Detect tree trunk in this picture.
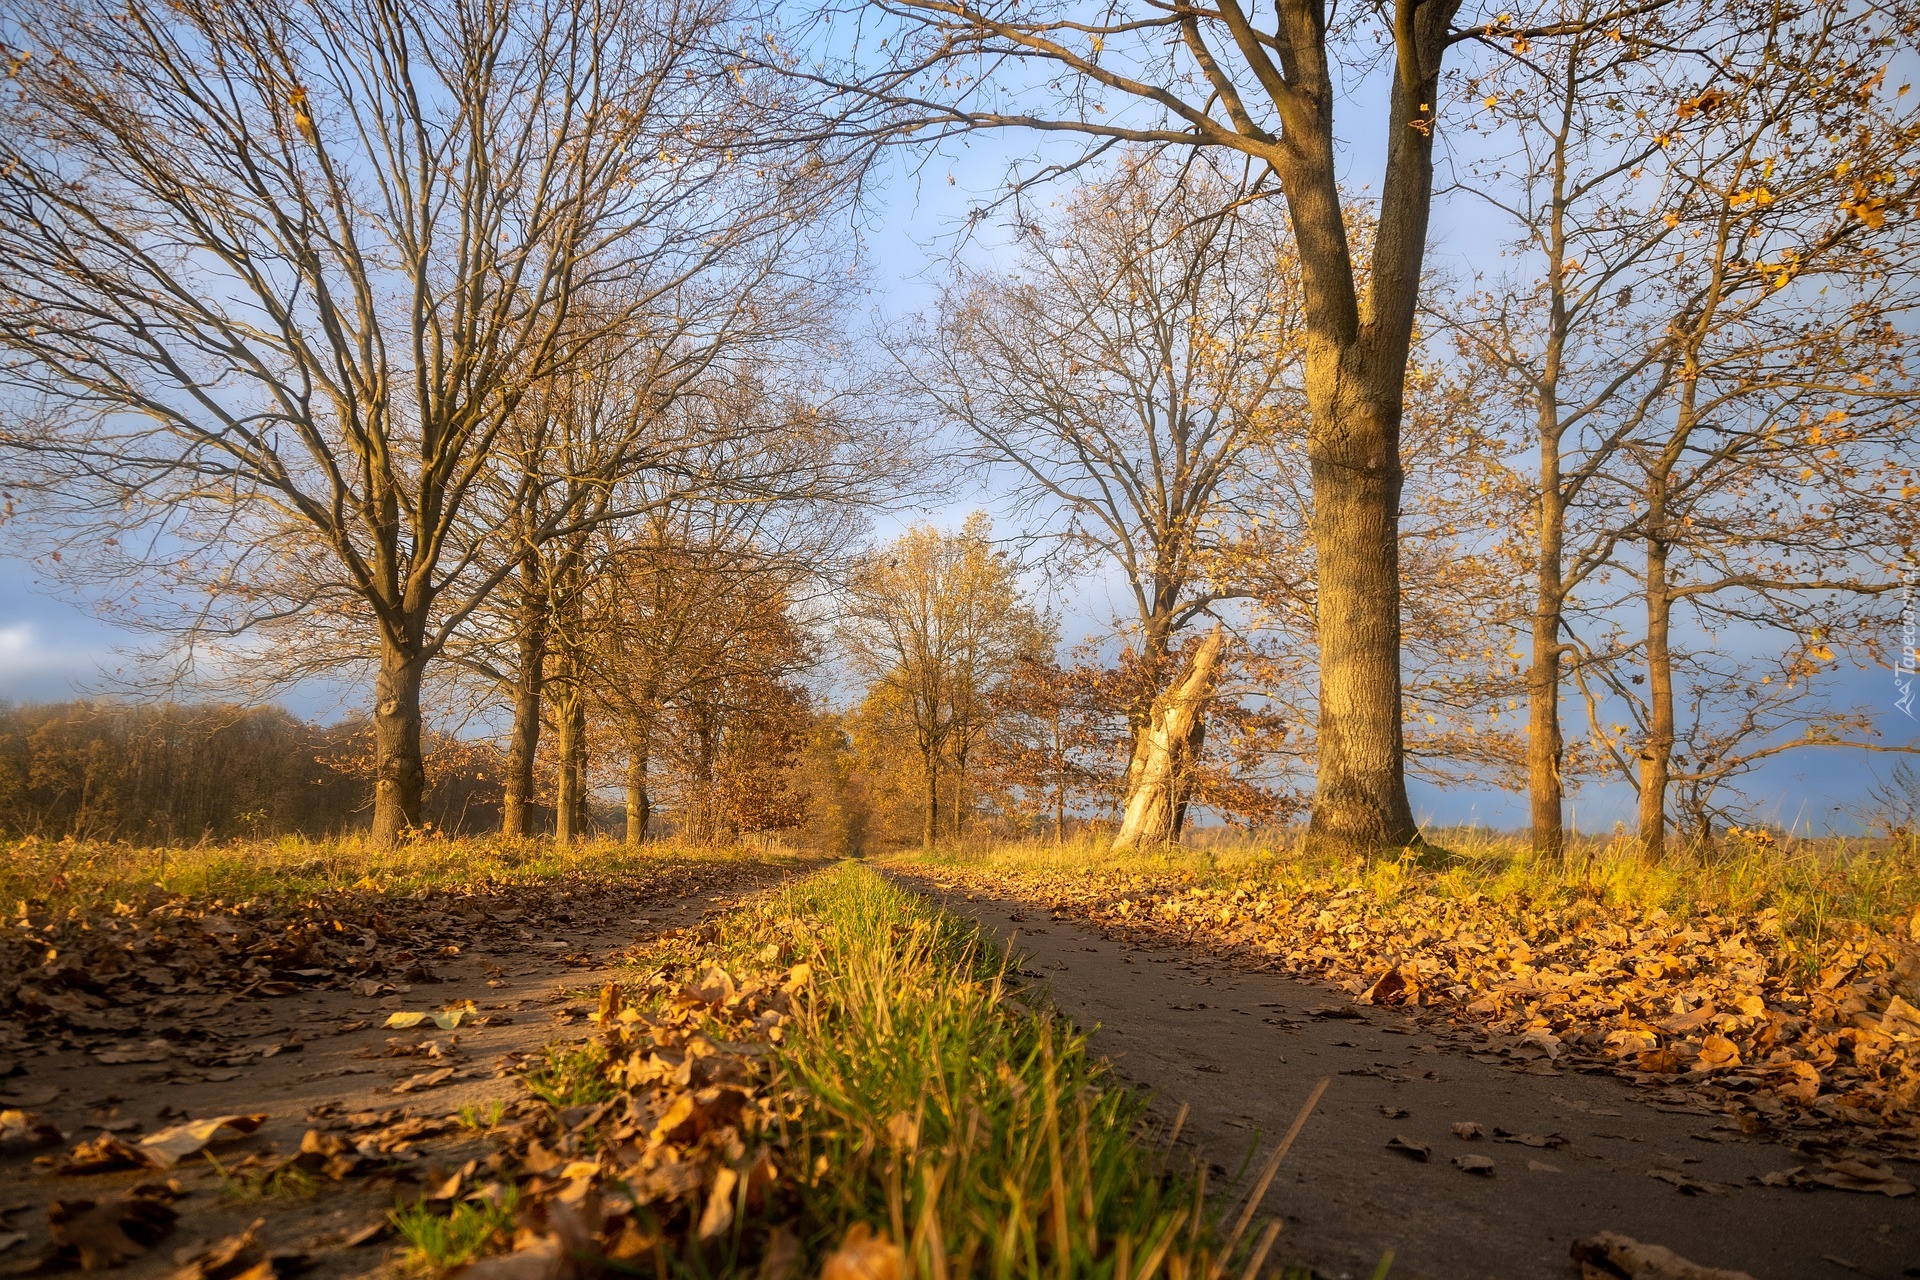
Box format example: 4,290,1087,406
1170,709,1207,838
1529,423,1568,862
1113,625,1225,853
1638,525,1675,865
1053,704,1065,849
371,639,426,847
554,684,585,845
501,588,546,838
952,746,968,841
625,734,650,845
1302,391,1418,853
921,747,939,853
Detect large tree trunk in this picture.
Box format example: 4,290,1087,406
501,588,546,838
1113,625,1225,853
1302,391,1417,853
1283,2,1451,855
371,639,426,847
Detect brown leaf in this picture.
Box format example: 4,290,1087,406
57,1134,146,1176
1570,1230,1756,1280
1384,1135,1429,1161
1808,1158,1915,1197
1493,1128,1567,1149
47,1191,177,1270
649,1087,747,1146
1691,1035,1741,1072
0,1109,63,1148
819,1224,901,1280
137,1114,269,1169
695,1166,738,1240
452,1234,565,1280
1452,1153,1495,1176
1450,1121,1485,1140
169,1217,264,1280
1648,1167,1730,1195
391,1067,457,1094
1358,968,1413,1006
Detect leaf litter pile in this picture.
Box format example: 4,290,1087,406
0,857,800,1274
425,864,1261,1280
1,861,786,1070
917,860,1920,1192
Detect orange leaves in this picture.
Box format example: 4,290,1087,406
1675,87,1728,119
935,862,1920,1136
820,1222,904,1280
1842,180,1891,229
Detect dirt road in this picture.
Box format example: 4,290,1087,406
903,873,1920,1280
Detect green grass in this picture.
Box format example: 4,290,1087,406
204,1152,324,1203
392,1189,522,1272
0,833,809,908
910,826,1920,944
522,1040,620,1108
628,862,1273,1280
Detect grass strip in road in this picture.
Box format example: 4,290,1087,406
439,862,1264,1279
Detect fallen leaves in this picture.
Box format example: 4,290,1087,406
53,1113,268,1174
914,864,1920,1144
1384,1135,1430,1161
44,1187,178,1270
170,1217,309,1280
1452,1153,1496,1175
0,863,792,1071
820,1223,903,1280
1571,1230,1756,1280
1648,1167,1731,1195
137,1114,269,1168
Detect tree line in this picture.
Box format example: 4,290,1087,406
0,0,1914,858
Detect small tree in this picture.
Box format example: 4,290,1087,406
841,517,1047,850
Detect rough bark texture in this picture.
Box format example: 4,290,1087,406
1529,417,1568,861
371,641,426,847
1639,518,1674,865
1303,396,1417,853
553,683,586,845
921,748,940,854
501,589,547,838
625,731,650,846
1112,625,1226,853
1281,0,1455,855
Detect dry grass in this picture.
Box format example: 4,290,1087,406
0,832,813,909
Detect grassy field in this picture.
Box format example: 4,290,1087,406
0,832,812,908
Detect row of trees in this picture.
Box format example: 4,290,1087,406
830,0,1919,860
0,0,1913,856
0,701,503,841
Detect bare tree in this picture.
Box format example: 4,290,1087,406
796,0,1672,851
900,154,1307,777
0,0,855,844
1451,0,1920,860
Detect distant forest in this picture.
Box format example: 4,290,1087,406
0,701,506,842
